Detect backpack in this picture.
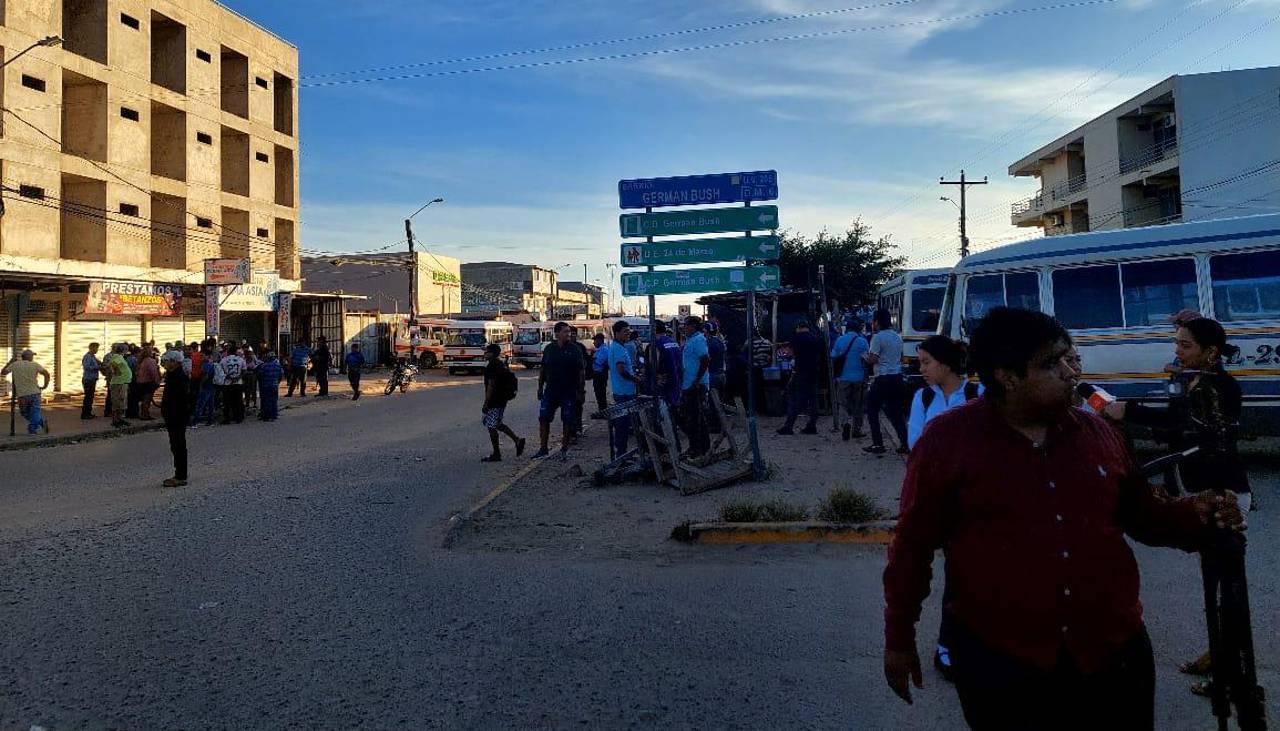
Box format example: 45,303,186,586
832,334,860,376
499,365,519,402
921,380,980,410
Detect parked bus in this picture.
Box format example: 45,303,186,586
876,268,951,374
605,316,652,345
443,320,514,374
391,317,455,368
939,212,1280,433
513,322,555,368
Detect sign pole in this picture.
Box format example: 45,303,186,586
645,206,657,401
743,202,764,480
819,264,838,433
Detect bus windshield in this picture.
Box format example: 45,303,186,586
446,331,487,347
911,287,946,333
514,330,542,345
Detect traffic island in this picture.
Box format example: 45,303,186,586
671,519,896,545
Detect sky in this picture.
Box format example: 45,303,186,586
224,0,1280,314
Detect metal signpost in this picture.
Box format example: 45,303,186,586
620,235,779,268
618,170,778,209
615,172,782,481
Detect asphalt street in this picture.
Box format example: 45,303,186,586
1,373,1277,729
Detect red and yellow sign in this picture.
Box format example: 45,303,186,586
85,281,182,316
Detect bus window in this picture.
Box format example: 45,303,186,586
964,275,1004,326
1210,250,1280,322
447,330,487,347
1121,259,1197,327
1005,272,1040,312
911,287,945,333
1053,265,1123,329
938,275,957,338
514,330,541,345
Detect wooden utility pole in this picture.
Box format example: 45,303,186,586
940,170,987,258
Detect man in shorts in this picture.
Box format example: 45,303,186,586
533,322,583,459
481,343,526,462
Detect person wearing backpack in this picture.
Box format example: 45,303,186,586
219,345,247,424
481,343,526,462
906,335,982,450
830,318,870,441
904,333,982,684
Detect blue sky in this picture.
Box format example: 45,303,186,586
224,0,1279,313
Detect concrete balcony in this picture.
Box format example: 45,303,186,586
1119,136,1178,175
1011,193,1045,225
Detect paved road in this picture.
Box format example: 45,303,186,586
1,374,1276,729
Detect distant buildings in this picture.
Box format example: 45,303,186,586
1009,66,1280,236
555,281,605,319
461,262,558,320
301,252,462,315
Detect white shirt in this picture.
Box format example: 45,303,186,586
867,330,904,377
907,382,984,449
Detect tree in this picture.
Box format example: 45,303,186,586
776,219,906,308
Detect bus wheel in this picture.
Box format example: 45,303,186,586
419,352,437,369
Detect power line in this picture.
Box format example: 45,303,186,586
302,0,1122,88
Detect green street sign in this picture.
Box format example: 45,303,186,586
620,235,779,268
619,205,779,239
620,265,780,296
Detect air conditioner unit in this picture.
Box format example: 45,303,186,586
1047,212,1065,227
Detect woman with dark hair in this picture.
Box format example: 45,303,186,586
1102,315,1249,693
907,335,981,450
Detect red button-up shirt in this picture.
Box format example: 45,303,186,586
883,398,1204,672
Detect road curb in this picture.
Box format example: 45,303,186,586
671,520,897,545
442,458,545,548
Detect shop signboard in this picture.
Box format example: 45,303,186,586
218,270,280,312
205,286,220,338
277,292,293,335
85,281,182,317
204,258,252,285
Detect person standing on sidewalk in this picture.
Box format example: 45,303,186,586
830,319,870,441
159,351,189,487
287,340,311,397
242,347,259,411
705,322,727,408
679,316,712,457
590,332,610,416
104,343,133,428
80,342,103,419
608,320,641,455
3,350,50,435
863,308,909,455
257,349,284,421
653,321,683,412
481,343,526,462
532,322,582,459
135,346,161,420
778,321,822,435
220,347,247,424
345,343,366,400
311,336,331,397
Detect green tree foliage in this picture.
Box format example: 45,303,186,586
776,220,906,307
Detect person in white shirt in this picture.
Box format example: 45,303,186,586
862,308,909,454
907,335,983,450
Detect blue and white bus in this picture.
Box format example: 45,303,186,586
940,212,1280,433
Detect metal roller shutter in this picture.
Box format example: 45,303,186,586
184,317,207,344
61,320,109,394
151,320,185,350
20,301,58,397
105,321,143,350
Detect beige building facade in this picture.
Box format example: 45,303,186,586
0,0,299,393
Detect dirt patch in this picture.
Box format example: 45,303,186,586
453,413,909,558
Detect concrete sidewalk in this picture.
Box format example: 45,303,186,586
0,371,408,451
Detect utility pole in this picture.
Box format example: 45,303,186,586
404,197,444,359
940,170,987,258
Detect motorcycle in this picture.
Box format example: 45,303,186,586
385,360,417,395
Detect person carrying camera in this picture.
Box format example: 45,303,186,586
883,307,1244,729
1101,315,1250,695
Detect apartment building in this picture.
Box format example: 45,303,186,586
1009,66,1280,236
461,262,559,320
555,281,604,318
0,0,298,392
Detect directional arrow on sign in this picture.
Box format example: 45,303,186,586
619,205,780,239
620,265,781,296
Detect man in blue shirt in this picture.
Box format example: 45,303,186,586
608,320,641,454
680,316,712,456
286,340,312,397
778,320,822,435
653,321,682,410
80,342,102,419
344,343,366,400
534,322,583,459
830,319,870,441
590,333,610,416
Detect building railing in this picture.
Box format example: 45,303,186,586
1047,172,1088,201
1011,193,1044,218
1119,135,1178,175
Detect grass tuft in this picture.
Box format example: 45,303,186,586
817,488,887,524
719,498,808,523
